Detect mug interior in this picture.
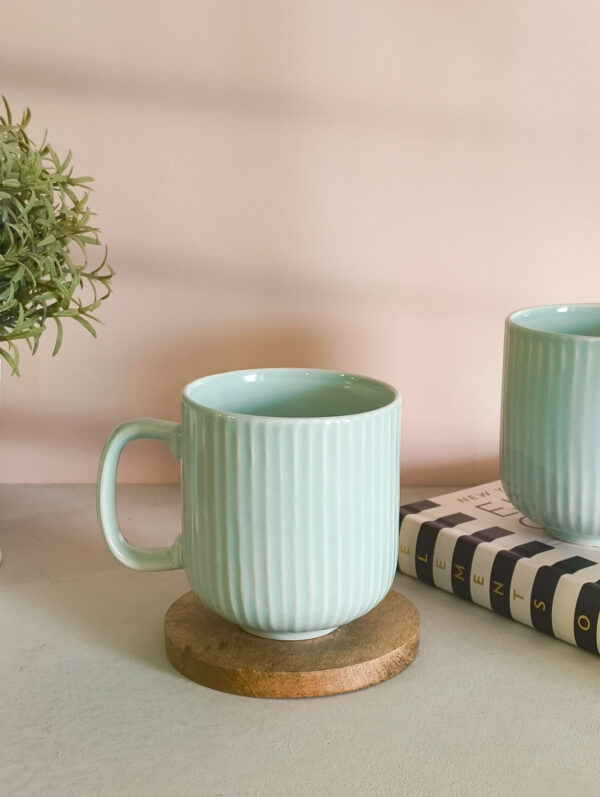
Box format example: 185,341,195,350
510,305,600,337
183,369,397,418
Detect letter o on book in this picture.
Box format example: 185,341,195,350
577,614,592,632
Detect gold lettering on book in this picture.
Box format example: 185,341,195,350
533,599,546,612
473,574,484,586
435,559,446,570
512,589,524,601
399,545,410,556
577,614,591,632
417,554,428,563
454,564,465,581
492,581,504,596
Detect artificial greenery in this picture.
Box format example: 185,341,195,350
0,97,113,375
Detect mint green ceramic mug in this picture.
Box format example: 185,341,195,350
97,368,401,639
500,305,600,545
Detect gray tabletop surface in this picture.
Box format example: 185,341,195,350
2,484,599,797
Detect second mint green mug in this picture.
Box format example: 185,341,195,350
97,368,401,640
500,304,600,545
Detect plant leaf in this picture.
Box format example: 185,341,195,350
52,316,63,355
71,314,97,337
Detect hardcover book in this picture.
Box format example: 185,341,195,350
399,482,600,654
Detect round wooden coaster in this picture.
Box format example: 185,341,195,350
164,590,419,698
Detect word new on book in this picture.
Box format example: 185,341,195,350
398,482,600,654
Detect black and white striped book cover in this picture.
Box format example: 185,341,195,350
399,482,600,654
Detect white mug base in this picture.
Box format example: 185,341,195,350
545,525,600,547
240,626,338,641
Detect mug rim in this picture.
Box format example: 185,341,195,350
181,367,400,421
507,303,600,341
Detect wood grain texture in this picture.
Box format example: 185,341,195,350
164,590,419,698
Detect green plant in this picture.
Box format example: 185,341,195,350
0,97,113,375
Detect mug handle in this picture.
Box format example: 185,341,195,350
97,418,183,571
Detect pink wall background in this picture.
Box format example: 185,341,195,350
2,1,600,484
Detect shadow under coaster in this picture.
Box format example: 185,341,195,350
164,590,419,698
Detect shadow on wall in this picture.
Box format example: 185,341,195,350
120,320,333,481
3,52,510,141
403,457,499,487
147,321,333,407
1,322,330,482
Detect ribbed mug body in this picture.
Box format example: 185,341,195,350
180,369,401,639
500,305,600,545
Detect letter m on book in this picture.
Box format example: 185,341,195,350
415,513,475,585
